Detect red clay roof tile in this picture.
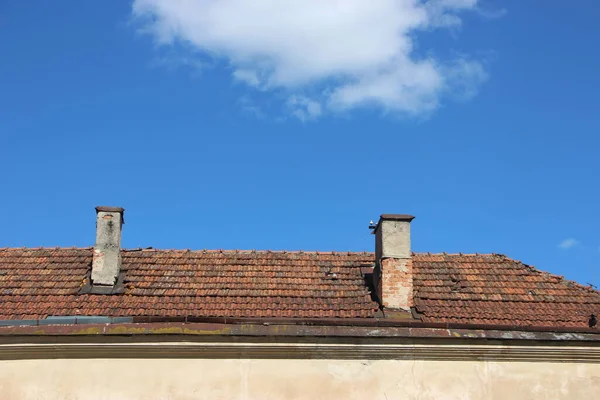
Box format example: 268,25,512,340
0,248,378,320
412,253,600,328
1,248,599,328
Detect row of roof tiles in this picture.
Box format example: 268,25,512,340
0,248,599,329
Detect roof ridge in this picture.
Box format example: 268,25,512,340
0,247,374,255
122,248,374,255
0,246,93,250
413,252,507,258
0,248,514,257
0,248,521,260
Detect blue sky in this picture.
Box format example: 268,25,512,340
1,1,599,287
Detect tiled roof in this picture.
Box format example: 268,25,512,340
0,248,378,320
1,248,599,328
413,253,600,328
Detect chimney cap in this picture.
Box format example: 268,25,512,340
95,206,125,213
95,206,125,224
371,214,415,234
379,214,415,222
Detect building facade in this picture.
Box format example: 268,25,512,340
0,207,599,399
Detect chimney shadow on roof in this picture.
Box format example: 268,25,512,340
361,267,381,306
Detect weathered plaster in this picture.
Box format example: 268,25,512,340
375,218,411,260
1,358,599,400
91,208,123,286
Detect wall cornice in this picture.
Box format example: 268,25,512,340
2,342,600,363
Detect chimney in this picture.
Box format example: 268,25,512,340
91,206,125,286
372,214,415,311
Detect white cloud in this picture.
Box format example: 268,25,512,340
233,69,261,87
132,0,488,118
475,6,507,20
558,238,580,250
287,95,322,122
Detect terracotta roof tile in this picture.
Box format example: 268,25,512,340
412,253,600,328
0,248,378,320
1,248,599,328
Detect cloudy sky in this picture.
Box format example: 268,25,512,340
132,0,487,118
1,1,599,286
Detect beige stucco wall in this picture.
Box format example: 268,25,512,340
1,357,599,400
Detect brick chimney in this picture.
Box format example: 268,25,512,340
91,206,125,286
372,214,414,311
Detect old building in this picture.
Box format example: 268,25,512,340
1,207,599,399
